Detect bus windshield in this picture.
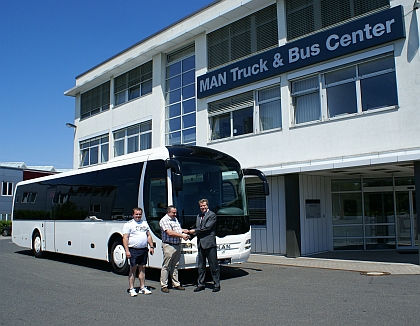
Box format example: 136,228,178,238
173,157,249,237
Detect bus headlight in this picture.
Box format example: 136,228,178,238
245,239,251,250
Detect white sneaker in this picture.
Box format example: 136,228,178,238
140,287,151,295
129,288,138,297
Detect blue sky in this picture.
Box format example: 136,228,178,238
0,0,213,169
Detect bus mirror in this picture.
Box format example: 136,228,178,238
165,159,183,191
263,182,270,196
243,168,270,196
173,173,183,191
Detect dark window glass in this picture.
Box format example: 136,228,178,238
144,160,167,238
361,72,397,111
233,107,253,136
246,183,266,226
327,83,357,117
183,99,196,114
13,164,142,221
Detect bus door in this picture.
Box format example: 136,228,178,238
143,160,167,268
53,184,88,256
79,186,114,260
44,187,57,252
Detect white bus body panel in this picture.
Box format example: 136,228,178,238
12,220,43,250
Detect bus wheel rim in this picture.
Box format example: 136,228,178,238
113,244,126,268
34,236,41,253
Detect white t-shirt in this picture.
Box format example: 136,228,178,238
122,219,150,248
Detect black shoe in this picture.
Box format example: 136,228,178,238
212,287,220,292
173,286,185,290
194,286,205,292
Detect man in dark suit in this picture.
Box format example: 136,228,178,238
186,198,220,292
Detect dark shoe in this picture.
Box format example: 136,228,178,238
194,286,205,292
173,286,185,290
161,287,170,293
212,287,220,292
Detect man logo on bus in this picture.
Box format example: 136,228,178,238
218,244,230,254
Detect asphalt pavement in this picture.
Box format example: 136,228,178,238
2,237,420,326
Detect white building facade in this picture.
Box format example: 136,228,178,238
65,0,420,256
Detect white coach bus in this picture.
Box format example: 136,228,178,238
12,145,268,274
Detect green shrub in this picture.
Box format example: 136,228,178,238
0,220,12,229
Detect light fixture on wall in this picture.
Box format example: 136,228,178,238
66,123,77,129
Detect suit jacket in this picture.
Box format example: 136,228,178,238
194,210,217,249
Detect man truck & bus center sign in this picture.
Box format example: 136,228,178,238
197,6,405,99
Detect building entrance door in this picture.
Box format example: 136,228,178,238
396,191,417,250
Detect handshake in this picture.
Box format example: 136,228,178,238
181,229,194,241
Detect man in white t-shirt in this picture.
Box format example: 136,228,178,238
122,207,154,297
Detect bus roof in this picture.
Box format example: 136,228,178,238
14,145,239,187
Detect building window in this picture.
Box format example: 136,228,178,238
246,183,267,226
286,0,389,40
114,61,153,106
80,81,110,120
165,45,196,145
209,85,281,141
114,121,152,157
291,54,397,125
257,86,282,131
80,135,109,167
207,4,278,70
1,182,13,196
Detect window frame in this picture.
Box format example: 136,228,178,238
79,134,110,167
113,121,152,158
114,61,153,106
207,4,278,70
256,86,282,131
286,0,390,41
80,82,110,120
209,84,281,142
246,182,267,227
165,45,196,146
290,53,398,126
1,181,13,196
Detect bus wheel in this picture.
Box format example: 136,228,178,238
110,240,129,275
32,232,43,258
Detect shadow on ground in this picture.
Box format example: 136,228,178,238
15,249,249,284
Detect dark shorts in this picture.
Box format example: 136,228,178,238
128,247,149,267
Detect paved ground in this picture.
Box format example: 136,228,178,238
248,250,420,275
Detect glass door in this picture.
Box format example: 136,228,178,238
396,191,417,249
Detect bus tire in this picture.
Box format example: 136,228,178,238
32,231,43,258
110,240,129,275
